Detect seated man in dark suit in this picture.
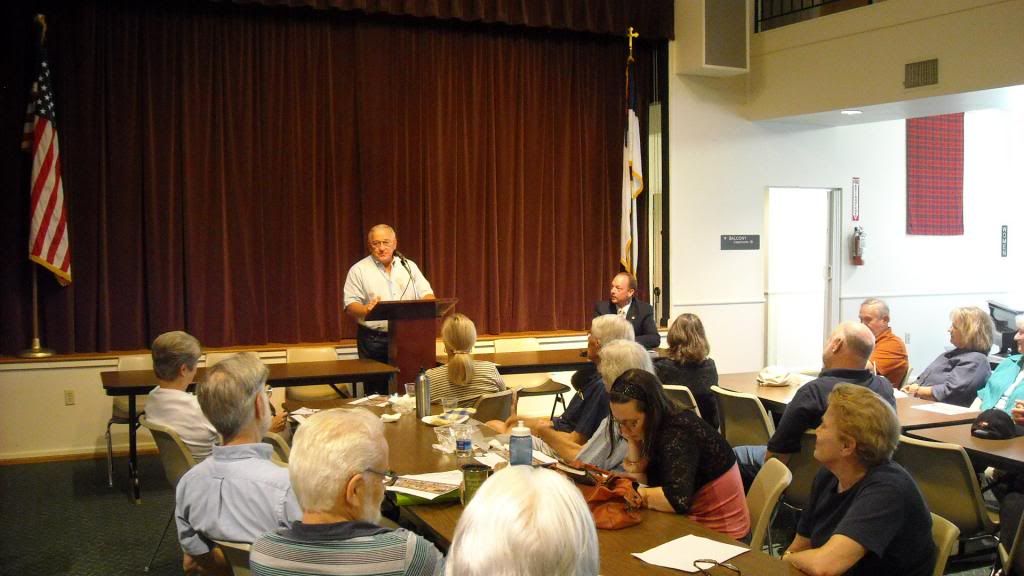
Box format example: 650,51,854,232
593,272,660,349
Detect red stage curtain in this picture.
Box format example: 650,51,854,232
0,0,654,353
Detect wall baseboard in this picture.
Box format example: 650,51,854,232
0,444,158,466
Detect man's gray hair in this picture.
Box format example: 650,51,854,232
151,331,200,381
289,408,387,514
861,298,890,319
597,339,654,387
446,466,599,576
197,352,268,441
367,224,396,239
590,314,634,346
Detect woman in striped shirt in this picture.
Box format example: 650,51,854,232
428,313,505,406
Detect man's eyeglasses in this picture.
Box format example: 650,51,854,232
363,468,400,486
693,559,740,575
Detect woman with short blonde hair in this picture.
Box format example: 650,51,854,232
905,306,993,406
427,313,505,406
783,384,934,575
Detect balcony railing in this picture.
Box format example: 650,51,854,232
755,0,875,32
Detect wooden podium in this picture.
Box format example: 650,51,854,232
365,298,457,393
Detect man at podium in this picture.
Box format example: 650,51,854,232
344,225,435,377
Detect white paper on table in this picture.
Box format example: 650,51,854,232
386,470,462,500
289,414,308,426
532,450,557,465
475,452,506,467
549,371,576,387
349,394,381,405
633,534,748,573
290,407,319,416
893,389,908,399
911,402,977,415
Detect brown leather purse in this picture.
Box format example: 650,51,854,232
570,462,643,530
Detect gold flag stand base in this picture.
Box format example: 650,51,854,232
19,338,55,358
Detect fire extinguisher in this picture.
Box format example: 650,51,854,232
851,226,866,266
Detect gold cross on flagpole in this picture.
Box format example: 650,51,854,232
627,27,639,62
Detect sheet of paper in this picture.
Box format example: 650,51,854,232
289,407,319,416
289,414,308,425
475,452,506,467
386,470,462,500
911,402,977,415
893,389,908,399
532,450,557,465
549,371,576,386
633,534,748,573
350,394,390,408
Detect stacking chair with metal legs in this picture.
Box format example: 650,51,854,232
663,385,701,419
894,435,999,548
473,389,518,423
107,354,152,489
747,457,792,555
931,513,960,576
710,385,775,447
139,415,197,573
779,430,820,513
215,540,253,576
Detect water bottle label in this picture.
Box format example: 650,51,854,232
456,438,472,452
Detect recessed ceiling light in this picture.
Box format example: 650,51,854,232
840,109,863,116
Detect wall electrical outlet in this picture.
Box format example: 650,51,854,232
63,389,75,406
905,332,911,344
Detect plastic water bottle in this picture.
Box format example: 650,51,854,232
415,368,431,419
509,421,532,466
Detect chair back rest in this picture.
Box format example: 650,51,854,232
893,435,995,537
930,513,960,576
1006,508,1024,576
747,457,792,552
473,389,517,422
900,365,913,388
215,540,252,576
285,346,336,363
493,338,540,353
710,385,775,446
139,415,196,487
663,385,701,418
781,430,820,510
262,431,290,464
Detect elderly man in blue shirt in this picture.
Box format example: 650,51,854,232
175,352,301,575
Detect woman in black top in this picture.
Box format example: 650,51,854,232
654,313,719,429
609,369,749,538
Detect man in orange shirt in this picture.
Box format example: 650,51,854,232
859,298,909,387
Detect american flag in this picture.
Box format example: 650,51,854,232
24,45,72,285
619,52,643,275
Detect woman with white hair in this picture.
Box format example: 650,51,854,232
428,313,505,406
446,466,599,576
783,384,935,575
905,306,994,406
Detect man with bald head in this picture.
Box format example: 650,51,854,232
344,224,435,393
734,322,896,488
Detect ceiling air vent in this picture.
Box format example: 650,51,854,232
904,59,938,88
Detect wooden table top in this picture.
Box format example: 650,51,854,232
906,424,1024,472
326,400,801,575
101,359,398,395
437,348,591,375
716,372,979,430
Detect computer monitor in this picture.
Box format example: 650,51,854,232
988,300,1023,356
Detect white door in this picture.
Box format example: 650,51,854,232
765,187,840,370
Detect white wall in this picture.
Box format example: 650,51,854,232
668,59,1024,374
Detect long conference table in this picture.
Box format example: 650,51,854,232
101,359,399,501
351,401,805,575
717,371,981,431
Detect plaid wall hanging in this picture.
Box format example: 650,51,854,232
906,112,964,235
